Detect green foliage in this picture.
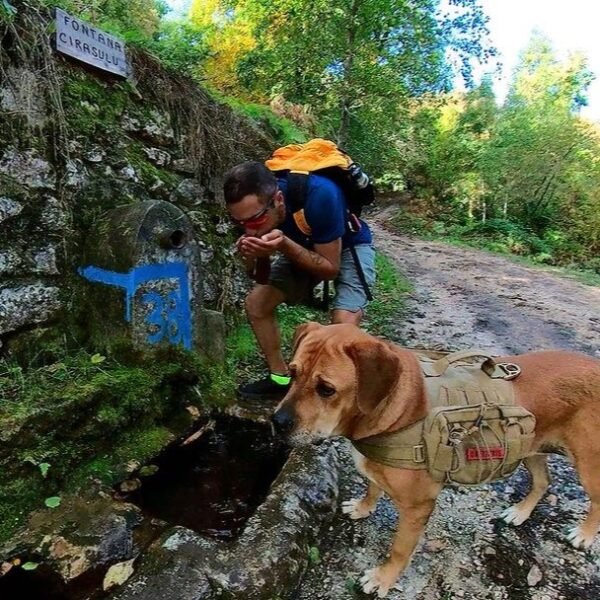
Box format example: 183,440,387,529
221,96,309,145
364,254,413,338
308,546,320,564
396,33,600,273
147,19,209,78
0,0,16,22
191,0,493,173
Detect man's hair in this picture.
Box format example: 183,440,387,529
223,161,278,205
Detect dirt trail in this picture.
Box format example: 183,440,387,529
371,218,600,357
295,212,600,600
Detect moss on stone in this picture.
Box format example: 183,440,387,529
0,343,237,545
61,73,130,139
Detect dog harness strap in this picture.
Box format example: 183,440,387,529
352,422,428,470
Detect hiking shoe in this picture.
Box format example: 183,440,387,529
237,374,291,404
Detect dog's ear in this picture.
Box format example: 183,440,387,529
346,338,401,414
292,321,322,355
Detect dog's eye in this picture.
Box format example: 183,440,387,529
316,382,335,398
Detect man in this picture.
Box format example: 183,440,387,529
224,161,375,402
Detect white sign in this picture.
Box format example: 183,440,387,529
55,8,128,77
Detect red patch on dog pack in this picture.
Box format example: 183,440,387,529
466,447,505,461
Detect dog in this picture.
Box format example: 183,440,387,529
272,322,600,598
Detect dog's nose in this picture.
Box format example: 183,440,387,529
271,408,294,435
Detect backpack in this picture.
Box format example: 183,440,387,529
265,138,375,219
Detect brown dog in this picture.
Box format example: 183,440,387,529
272,322,600,598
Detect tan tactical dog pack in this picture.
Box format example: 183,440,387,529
352,350,536,485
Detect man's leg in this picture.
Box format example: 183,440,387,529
331,308,363,325
331,244,376,326
239,257,314,402
245,283,287,374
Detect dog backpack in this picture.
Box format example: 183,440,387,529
352,350,537,486
265,138,375,302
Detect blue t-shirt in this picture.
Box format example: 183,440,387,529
278,174,372,249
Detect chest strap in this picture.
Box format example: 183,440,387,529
352,421,427,470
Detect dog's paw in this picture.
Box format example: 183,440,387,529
567,525,594,550
360,566,396,598
341,498,375,520
501,505,530,526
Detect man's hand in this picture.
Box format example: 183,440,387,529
236,230,286,258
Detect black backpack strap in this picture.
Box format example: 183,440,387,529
348,242,374,302
286,171,309,213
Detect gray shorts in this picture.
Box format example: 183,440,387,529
268,244,376,312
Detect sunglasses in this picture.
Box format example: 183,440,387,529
230,196,276,228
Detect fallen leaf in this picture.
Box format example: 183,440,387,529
1,562,13,575
45,496,61,508
186,405,201,418
22,562,39,571
102,559,135,591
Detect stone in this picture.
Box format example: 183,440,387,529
0,197,23,224
143,147,171,167
171,158,195,175
0,245,57,276
0,67,46,128
0,149,55,190
84,147,106,163
119,165,139,182
0,283,62,335
65,159,89,189
0,250,21,275
110,443,340,600
170,179,205,207
39,196,69,231
424,539,447,553
0,497,142,583
121,111,175,146
527,564,543,587
32,246,59,275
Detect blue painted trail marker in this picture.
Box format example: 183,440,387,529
79,262,193,350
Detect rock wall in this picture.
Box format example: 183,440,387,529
0,4,272,356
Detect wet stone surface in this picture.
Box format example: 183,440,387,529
122,416,290,540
